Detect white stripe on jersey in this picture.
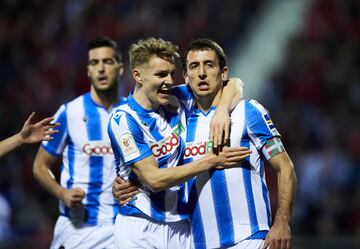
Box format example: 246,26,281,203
185,100,279,249
108,94,190,223
42,92,124,225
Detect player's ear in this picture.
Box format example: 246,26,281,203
221,66,229,81
132,68,142,85
183,71,189,85
87,65,91,78
118,63,124,77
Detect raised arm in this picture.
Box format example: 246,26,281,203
0,112,59,158
33,147,85,208
263,146,297,249
211,78,244,147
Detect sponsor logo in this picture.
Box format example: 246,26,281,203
151,123,186,158
82,141,113,156
184,141,213,158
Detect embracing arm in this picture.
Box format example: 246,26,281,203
218,77,244,111
211,78,244,147
33,147,85,207
131,147,251,192
0,112,59,158
263,150,297,249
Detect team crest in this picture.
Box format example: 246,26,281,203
119,133,138,155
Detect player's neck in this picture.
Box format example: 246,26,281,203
91,87,119,111
133,86,159,111
195,90,222,113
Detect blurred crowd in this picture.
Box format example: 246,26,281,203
0,0,359,248
261,0,360,239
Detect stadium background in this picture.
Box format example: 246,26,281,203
0,0,359,248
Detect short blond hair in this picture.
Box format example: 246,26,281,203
129,37,179,70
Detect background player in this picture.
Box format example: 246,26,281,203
33,36,125,249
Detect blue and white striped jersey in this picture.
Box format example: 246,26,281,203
185,99,280,249
108,92,194,222
41,92,126,225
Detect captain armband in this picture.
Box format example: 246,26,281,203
262,137,285,160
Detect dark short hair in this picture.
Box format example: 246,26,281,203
88,36,122,63
183,38,226,71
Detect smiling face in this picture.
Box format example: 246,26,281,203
132,55,176,110
87,47,124,93
184,49,228,100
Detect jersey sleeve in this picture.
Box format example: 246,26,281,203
108,109,153,166
41,104,68,157
171,84,194,111
246,100,281,151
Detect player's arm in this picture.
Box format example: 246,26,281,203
0,112,59,158
211,77,244,147
33,147,85,208
262,138,297,249
130,146,251,192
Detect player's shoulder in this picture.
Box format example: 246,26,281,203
247,99,270,114
231,99,247,113
62,92,88,109
57,92,90,118
109,103,137,125
232,99,270,117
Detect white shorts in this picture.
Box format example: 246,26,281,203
114,213,192,249
222,239,265,249
50,216,115,249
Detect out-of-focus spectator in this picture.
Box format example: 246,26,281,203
262,0,360,237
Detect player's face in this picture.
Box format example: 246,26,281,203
87,47,124,92
184,49,228,99
133,56,176,110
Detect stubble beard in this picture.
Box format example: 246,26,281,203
92,79,118,98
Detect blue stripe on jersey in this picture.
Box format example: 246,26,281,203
163,107,177,127
246,101,273,143
64,135,75,218
83,94,103,224
150,192,166,221
176,182,189,221
190,185,206,249
113,203,118,223
141,114,163,140
260,160,272,227
171,84,194,101
246,230,268,240
66,135,75,189
124,114,153,166
241,121,259,234
107,125,123,175
186,112,199,142
210,169,234,246
128,95,164,141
